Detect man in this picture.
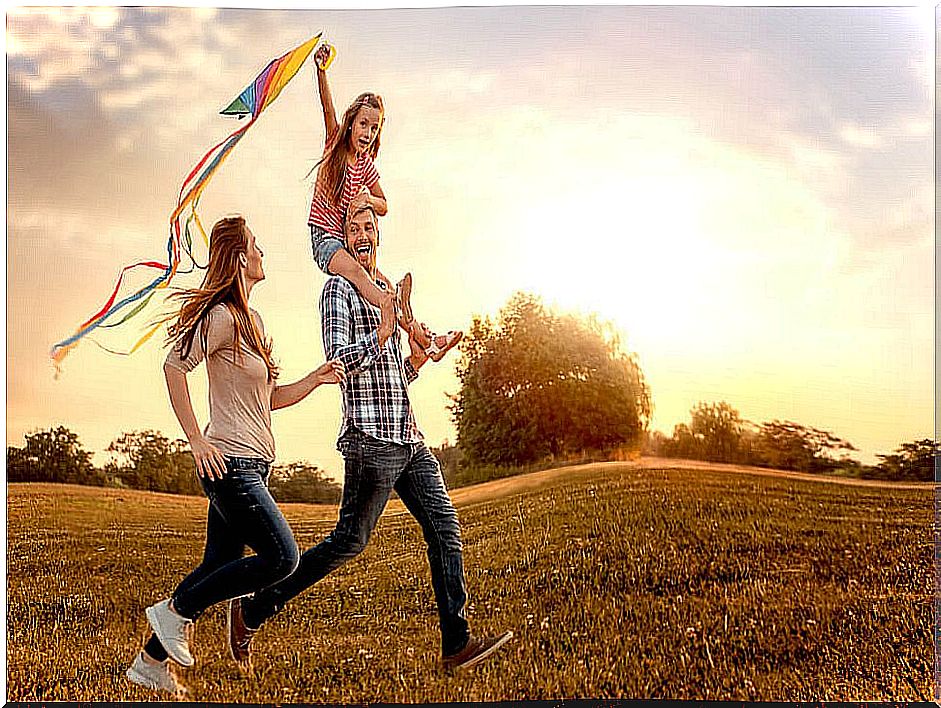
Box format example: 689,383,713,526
229,203,512,670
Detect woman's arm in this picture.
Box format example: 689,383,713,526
271,359,346,411
315,46,338,141
164,363,228,480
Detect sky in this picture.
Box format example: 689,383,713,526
6,4,936,477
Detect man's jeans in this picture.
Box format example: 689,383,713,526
171,457,300,621
245,427,471,655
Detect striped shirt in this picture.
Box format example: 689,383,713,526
308,153,380,236
320,275,422,445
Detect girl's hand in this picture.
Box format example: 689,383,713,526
190,435,228,481
314,359,346,386
314,44,332,71
349,186,372,212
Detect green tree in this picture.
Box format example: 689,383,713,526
689,401,745,463
875,439,939,481
7,426,102,485
268,463,341,504
754,420,856,472
107,430,200,495
451,292,651,466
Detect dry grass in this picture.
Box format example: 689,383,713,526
7,462,935,701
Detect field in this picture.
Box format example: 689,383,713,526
6,459,935,701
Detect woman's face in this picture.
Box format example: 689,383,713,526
242,226,265,283
349,105,381,155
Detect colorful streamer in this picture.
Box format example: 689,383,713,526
51,34,323,372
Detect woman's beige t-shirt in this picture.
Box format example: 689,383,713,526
165,304,276,462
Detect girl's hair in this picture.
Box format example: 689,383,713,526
314,92,385,207
166,216,278,381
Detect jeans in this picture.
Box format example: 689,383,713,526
245,427,471,655
170,457,300,621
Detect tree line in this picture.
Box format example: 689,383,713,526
9,292,936,494
644,401,937,481
7,426,340,504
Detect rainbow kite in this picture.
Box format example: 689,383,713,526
50,34,324,372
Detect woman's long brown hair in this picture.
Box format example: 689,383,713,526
314,92,384,207
166,216,278,381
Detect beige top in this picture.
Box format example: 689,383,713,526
165,303,276,462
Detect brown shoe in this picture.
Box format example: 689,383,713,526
441,631,513,670
426,330,463,362
226,597,257,668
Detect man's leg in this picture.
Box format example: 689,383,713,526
393,443,470,656
243,430,408,629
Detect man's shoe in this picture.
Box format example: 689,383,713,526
227,596,257,668
442,631,514,670
126,652,188,697
145,599,194,667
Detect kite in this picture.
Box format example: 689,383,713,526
50,34,325,372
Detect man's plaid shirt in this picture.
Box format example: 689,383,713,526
320,275,422,445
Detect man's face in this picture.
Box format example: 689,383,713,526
345,208,378,275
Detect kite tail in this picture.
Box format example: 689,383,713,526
50,34,324,374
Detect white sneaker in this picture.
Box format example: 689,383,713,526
145,599,194,667
126,652,188,697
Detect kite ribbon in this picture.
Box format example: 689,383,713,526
50,33,323,373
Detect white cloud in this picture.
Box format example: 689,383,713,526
839,124,883,149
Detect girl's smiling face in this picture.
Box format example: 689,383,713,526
349,105,381,155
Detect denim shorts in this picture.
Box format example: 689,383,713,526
310,224,345,275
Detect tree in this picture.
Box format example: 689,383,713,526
7,426,102,485
107,430,200,495
689,401,745,463
268,463,341,504
875,439,939,481
451,292,651,466
754,420,857,472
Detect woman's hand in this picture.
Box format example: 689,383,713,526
314,359,346,387
190,435,228,481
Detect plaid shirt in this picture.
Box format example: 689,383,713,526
320,275,422,445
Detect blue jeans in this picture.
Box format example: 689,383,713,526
171,457,300,620
244,427,471,655
310,224,345,275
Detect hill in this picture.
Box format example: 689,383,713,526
7,460,933,701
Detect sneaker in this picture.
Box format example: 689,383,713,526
126,652,188,697
145,599,194,667
442,631,514,670
227,596,257,668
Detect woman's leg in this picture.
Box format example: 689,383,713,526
170,462,299,620
144,492,246,662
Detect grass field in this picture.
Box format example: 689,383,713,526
6,460,935,701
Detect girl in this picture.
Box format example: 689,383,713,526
307,43,462,362
125,216,345,696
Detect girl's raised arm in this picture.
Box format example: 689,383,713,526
315,46,338,142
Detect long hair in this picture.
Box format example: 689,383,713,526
314,92,385,207
166,216,278,381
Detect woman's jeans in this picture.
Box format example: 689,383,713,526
170,457,300,621
244,427,471,656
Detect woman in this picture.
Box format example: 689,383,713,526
125,215,345,697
